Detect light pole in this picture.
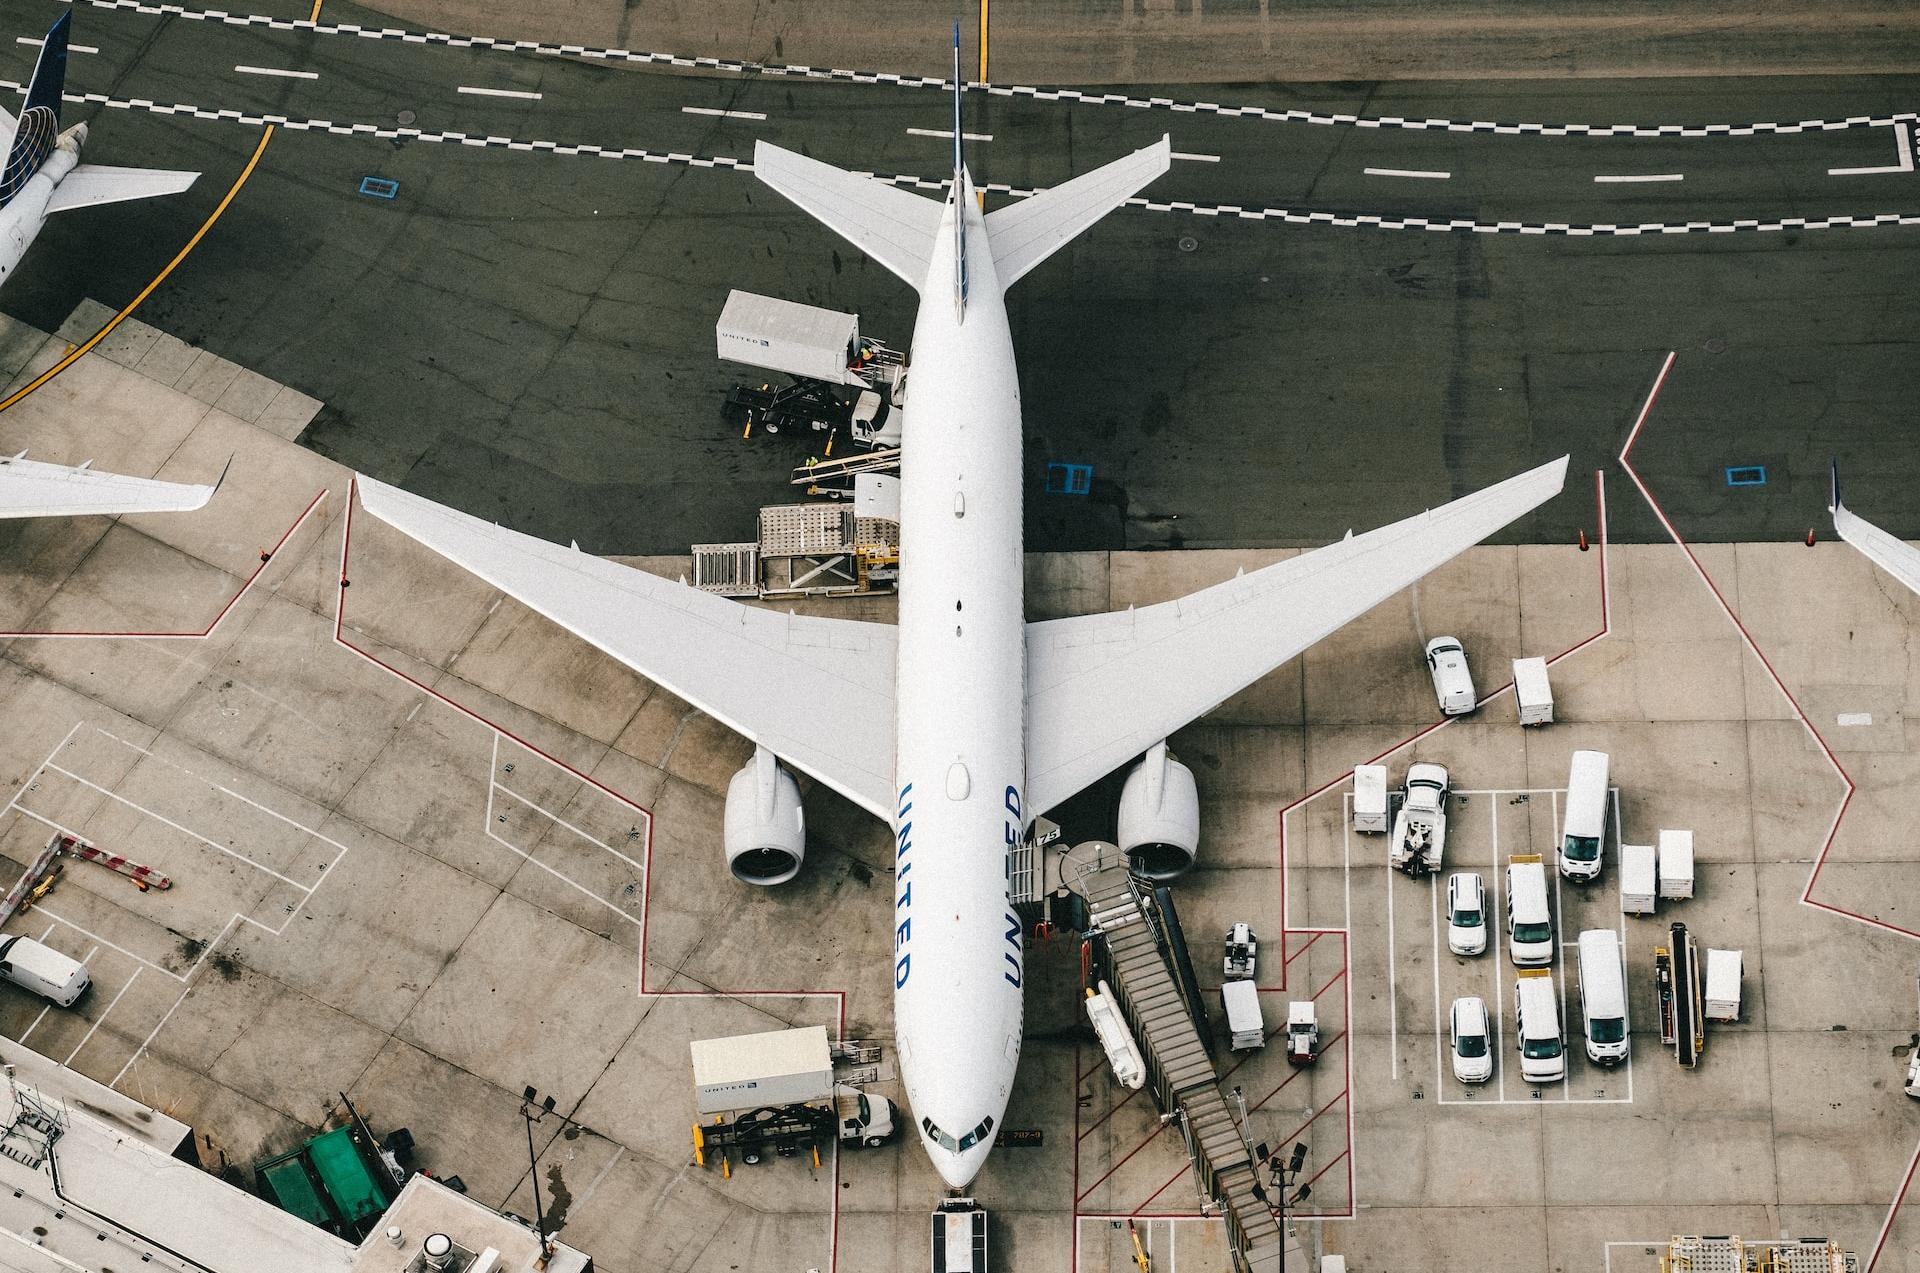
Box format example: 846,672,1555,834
1265,1141,1308,1270
519,1086,557,1253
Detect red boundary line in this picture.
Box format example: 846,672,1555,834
332,479,847,1271
0,487,329,638
1613,354,1920,1271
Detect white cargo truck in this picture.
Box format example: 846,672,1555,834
1222,979,1266,1051
690,1026,899,1165
1513,656,1554,725
1619,844,1658,916
1704,949,1742,1021
1352,763,1389,833
1390,762,1449,876
1657,829,1695,900
716,290,867,386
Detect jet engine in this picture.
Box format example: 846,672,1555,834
1117,741,1199,880
723,746,805,885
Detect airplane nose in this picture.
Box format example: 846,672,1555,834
930,1141,991,1190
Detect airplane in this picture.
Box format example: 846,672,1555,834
1,13,200,289
354,32,1570,1189
1830,462,1920,595
0,449,220,518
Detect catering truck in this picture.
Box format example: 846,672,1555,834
690,1026,899,1171
1390,762,1450,876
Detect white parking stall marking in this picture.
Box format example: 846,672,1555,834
1170,151,1221,163
234,64,318,79
1363,166,1450,179
1382,803,1399,1081
1828,121,1914,175
1594,173,1685,183
17,37,100,53
681,106,767,121
906,127,994,142
458,85,543,100
484,735,649,931
65,967,140,1066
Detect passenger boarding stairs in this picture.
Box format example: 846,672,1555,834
1078,853,1284,1273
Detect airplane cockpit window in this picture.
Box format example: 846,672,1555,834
922,1114,996,1152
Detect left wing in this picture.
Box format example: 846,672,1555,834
1024,456,1569,816
355,478,898,818
46,164,199,215
0,452,216,518
1830,462,1920,595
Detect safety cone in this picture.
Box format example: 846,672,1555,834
1806,528,1817,547
1578,530,1589,552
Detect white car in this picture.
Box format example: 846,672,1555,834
1449,996,1493,1084
1445,872,1488,956
1906,1042,1920,1099
1425,636,1476,715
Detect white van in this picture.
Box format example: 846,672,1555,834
1505,855,1554,967
1575,930,1628,1066
0,935,90,1006
1558,750,1611,881
1513,970,1565,1083
1425,637,1477,715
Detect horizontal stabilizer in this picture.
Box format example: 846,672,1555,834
753,141,944,290
1023,455,1570,815
46,164,199,215
0,453,215,519
985,136,1171,288
355,477,899,817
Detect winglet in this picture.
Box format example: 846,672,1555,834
211,453,235,500
1829,458,1842,515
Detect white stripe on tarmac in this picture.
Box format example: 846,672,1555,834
1364,166,1450,179
1171,151,1221,162
1594,173,1684,183
235,65,319,79
907,127,994,142
458,85,543,100
682,106,767,120
18,37,99,53
1829,121,1914,175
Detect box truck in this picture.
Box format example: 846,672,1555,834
1704,949,1742,1021
1352,764,1389,834
1619,843,1657,916
1657,829,1695,900
1513,656,1554,726
690,1026,898,1169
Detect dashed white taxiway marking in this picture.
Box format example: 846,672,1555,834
234,64,317,79
1364,166,1450,179
682,106,767,120
1170,151,1220,163
907,126,994,142
458,84,542,100
1830,121,1915,175
1595,173,1684,183
17,36,99,52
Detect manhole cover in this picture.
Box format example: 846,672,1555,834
397,109,417,125
1177,236,1198,253
1703,337,1727,354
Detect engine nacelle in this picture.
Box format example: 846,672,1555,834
723,747,806,885
1117,742,1200,880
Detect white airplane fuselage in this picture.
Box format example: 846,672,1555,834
0,124,84,285
891,172,1028,1189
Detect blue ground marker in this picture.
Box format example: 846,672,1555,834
1046,462,1093,495
359,176,399,200
1724,465,1768,487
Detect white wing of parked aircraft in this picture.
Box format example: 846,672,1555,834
354,477,898,817
44,164,200,215
1023,455,1569,816
0,452,219,519
752,145,944,289
1830,463,1920,596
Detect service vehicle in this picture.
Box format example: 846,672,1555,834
1514,969,1567,1083
1446,872,1488,956
1513,655,1554,725
1905,1043,1920,1099
1619,843,1657,916
1505,855,1555,967
715,290,904,446
1284,1001,1321,1065
1559,749,1611,881
1449,995,1494,1084
931,1198,987,1273
1704,948,1743,1022
1222,979,1266,1052
1657,829,1695,900
1390,762,1450,876
1084,981,1145,1090
1351,763,1389,833
1224,922,1258,980
1576,929,1629,1066
690,1026,899,1171
1425,636,1477,715
0,934,89,1006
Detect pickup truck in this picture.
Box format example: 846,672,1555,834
1390,762,1449,876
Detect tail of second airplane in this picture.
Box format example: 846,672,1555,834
1,13,71,207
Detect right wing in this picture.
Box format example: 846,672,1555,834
1831,463,1920,595
753,141,944,291
1024,457,1569,816
0,452,216,518
355,478,897,819
984,136,1171,288
46,164,199,215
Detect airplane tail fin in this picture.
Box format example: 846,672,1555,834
950,21,968,317
2,13,70,207
753,140,945,292
983,135,1172,288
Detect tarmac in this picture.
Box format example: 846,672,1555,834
0,303,1917,1270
